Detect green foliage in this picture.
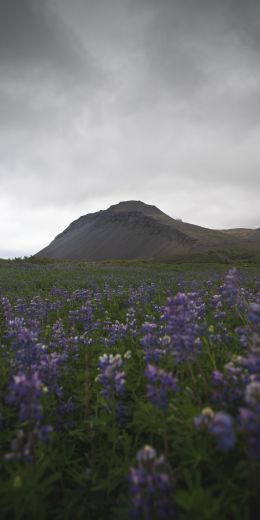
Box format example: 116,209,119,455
0,261,259,519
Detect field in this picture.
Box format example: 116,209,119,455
0,259,259,519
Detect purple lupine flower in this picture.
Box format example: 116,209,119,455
38,351,65,396
3,317,42,370
145,364,178,409
97,354,126,417
50,319,68,351
219,268,240,308
140,331,168,363
141,322,158,334
71,288,90,301
105,321,128,346
161,292,203,363
4,310,65,400
211,359,249,406
5,317,39,346
126,307,137,336
209,412,236,452
140,321,168,362
212,370,223,385
6,371,43,422
236,302,260,350
245,380,260,406
101,308,137,346
50,286,70,299
210,294,222,311
243,347,260,374
238,405,260,459
235,326,251,349
238,380,260,458
238,407,256,433
15,298,28,315
5,371,53,461
248,303,260,326
68,302,94,333
195,409,236,452
27,295,51,322
1,296,13,322
2,303,67,460
128,445,175,519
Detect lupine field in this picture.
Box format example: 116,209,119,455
0,259,260,519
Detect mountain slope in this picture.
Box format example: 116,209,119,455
35,201,260,261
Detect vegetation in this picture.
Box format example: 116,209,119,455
0,259,259,519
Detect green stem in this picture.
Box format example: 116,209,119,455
162,412,169,457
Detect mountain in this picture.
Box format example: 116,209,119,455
221,228,260,241
35,201,260,261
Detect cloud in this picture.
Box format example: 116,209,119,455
0,0,96,77
0,0,106,134
0,0,259,257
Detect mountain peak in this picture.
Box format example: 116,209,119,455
108,200,164,215
35,200,260,261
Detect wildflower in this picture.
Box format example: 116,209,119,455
220,268,240,308
50,319,68,350
195,409,236,452
236,303,260,349
137,445,156,462
6,371,43,422
145,364,178,409
161,292,203,363
1,296,13,321
245,381,260,406
98,354,126,420
238,406,260,459
211,362,249,406
248,303,260,326
128,445,175,519
140,331,166,363
209,412,236,452
194,407,215,428
243,347,260,374
5,371,53,461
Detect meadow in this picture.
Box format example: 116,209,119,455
0,258,259,519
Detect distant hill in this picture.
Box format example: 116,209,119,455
35,201,260,261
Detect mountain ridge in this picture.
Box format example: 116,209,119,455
35,201,260,261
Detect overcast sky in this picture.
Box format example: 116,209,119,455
0,0,260,257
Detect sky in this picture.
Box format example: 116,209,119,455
0,0,260,258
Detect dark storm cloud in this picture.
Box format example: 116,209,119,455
0,0,63,67
0,0,260,257
0,0,94,77
0,0,105,133
126,0,260,122
0,0,107,208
